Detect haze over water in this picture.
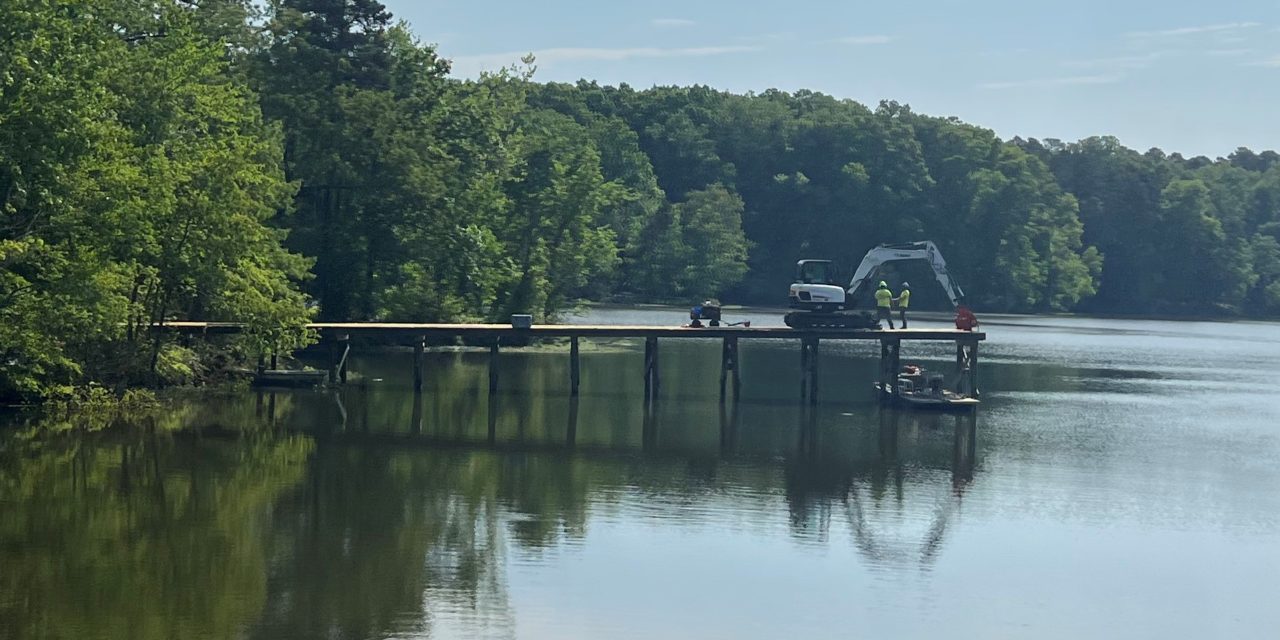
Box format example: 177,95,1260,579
3,308,1279,639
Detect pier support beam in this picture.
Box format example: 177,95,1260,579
719,336,740,404
328,333,350,384
489,341,500,397
879,339,901,402
412,337,425,392
488,340,500,443
969,340,980,398
569,336,581,397
955,340,979,397
643,336,660,407
799,337,820,405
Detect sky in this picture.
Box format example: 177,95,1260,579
381,0,1280,157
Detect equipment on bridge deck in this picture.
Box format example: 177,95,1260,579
688,300,722,327
687,300,751,328
784,241,973,330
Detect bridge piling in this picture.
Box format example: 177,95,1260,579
719,336,740,404
412,337,425,392
569,336,580,397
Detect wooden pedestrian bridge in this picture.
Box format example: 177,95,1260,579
161,322,985,406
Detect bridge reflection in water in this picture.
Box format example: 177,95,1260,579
232,377,982,570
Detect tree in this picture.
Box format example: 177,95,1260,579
1,0,311,399
676,184,751,296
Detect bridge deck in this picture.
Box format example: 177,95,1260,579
160,321,984,342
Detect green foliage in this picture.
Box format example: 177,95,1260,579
5,0,1280,404
1,0,311,401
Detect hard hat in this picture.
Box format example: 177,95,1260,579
878,280,888,288
901,281,910,288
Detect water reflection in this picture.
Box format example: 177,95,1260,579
0,423,312,640
785,408,977,569
1,345,987,640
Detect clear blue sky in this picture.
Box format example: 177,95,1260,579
382,0,1279,157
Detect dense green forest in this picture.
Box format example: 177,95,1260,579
3,0,1280,399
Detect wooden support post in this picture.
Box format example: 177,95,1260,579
879,340,891,402
643,336,659,407
328,333,349,384
799,338,810,401
569,336,580,397
488,340,499,444
731,339,741,400
720,338,729,403
256,354,266,375
328,338,341,384
968,340,980,398
643,337,653,405
270,350,278,370
719,336,739,404
340,337,350,381
953,340,979,397
799,337,820,405
489,340,500,397
651,337,660,402
412,337,425,392
808,337,819,405
888,339,901,397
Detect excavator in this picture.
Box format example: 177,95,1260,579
784,241,968,329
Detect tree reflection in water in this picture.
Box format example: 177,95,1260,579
1,375,985,640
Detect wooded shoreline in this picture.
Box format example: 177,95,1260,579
4,0,1278,402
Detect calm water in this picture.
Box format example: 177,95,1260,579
3,308,1280,639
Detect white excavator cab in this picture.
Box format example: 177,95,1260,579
789,260,848,314
796,259,838,285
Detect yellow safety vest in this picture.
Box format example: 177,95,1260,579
898,289,910,309
875,288,893,308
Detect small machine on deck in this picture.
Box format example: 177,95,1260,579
687,300,750,328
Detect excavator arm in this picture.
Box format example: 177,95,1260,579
847,241,966,306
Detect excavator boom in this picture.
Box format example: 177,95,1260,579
847,241,965,306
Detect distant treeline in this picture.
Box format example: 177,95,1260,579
3,0,1279,398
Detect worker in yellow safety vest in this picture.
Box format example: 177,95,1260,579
896,282,911,329
874,281,895,329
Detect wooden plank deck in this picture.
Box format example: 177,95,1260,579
159,321,984,342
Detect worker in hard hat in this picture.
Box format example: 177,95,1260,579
874,281,895,330
895,282,911,329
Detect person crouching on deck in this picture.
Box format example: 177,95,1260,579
875,281,895,330
954,301,979,331
895,282,911,329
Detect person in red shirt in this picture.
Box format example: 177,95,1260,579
954,301,979,331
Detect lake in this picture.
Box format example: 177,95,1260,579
3,307,1279,639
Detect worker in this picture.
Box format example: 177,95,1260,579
895,282,911,329
954,300,979,331
874,280,895,330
